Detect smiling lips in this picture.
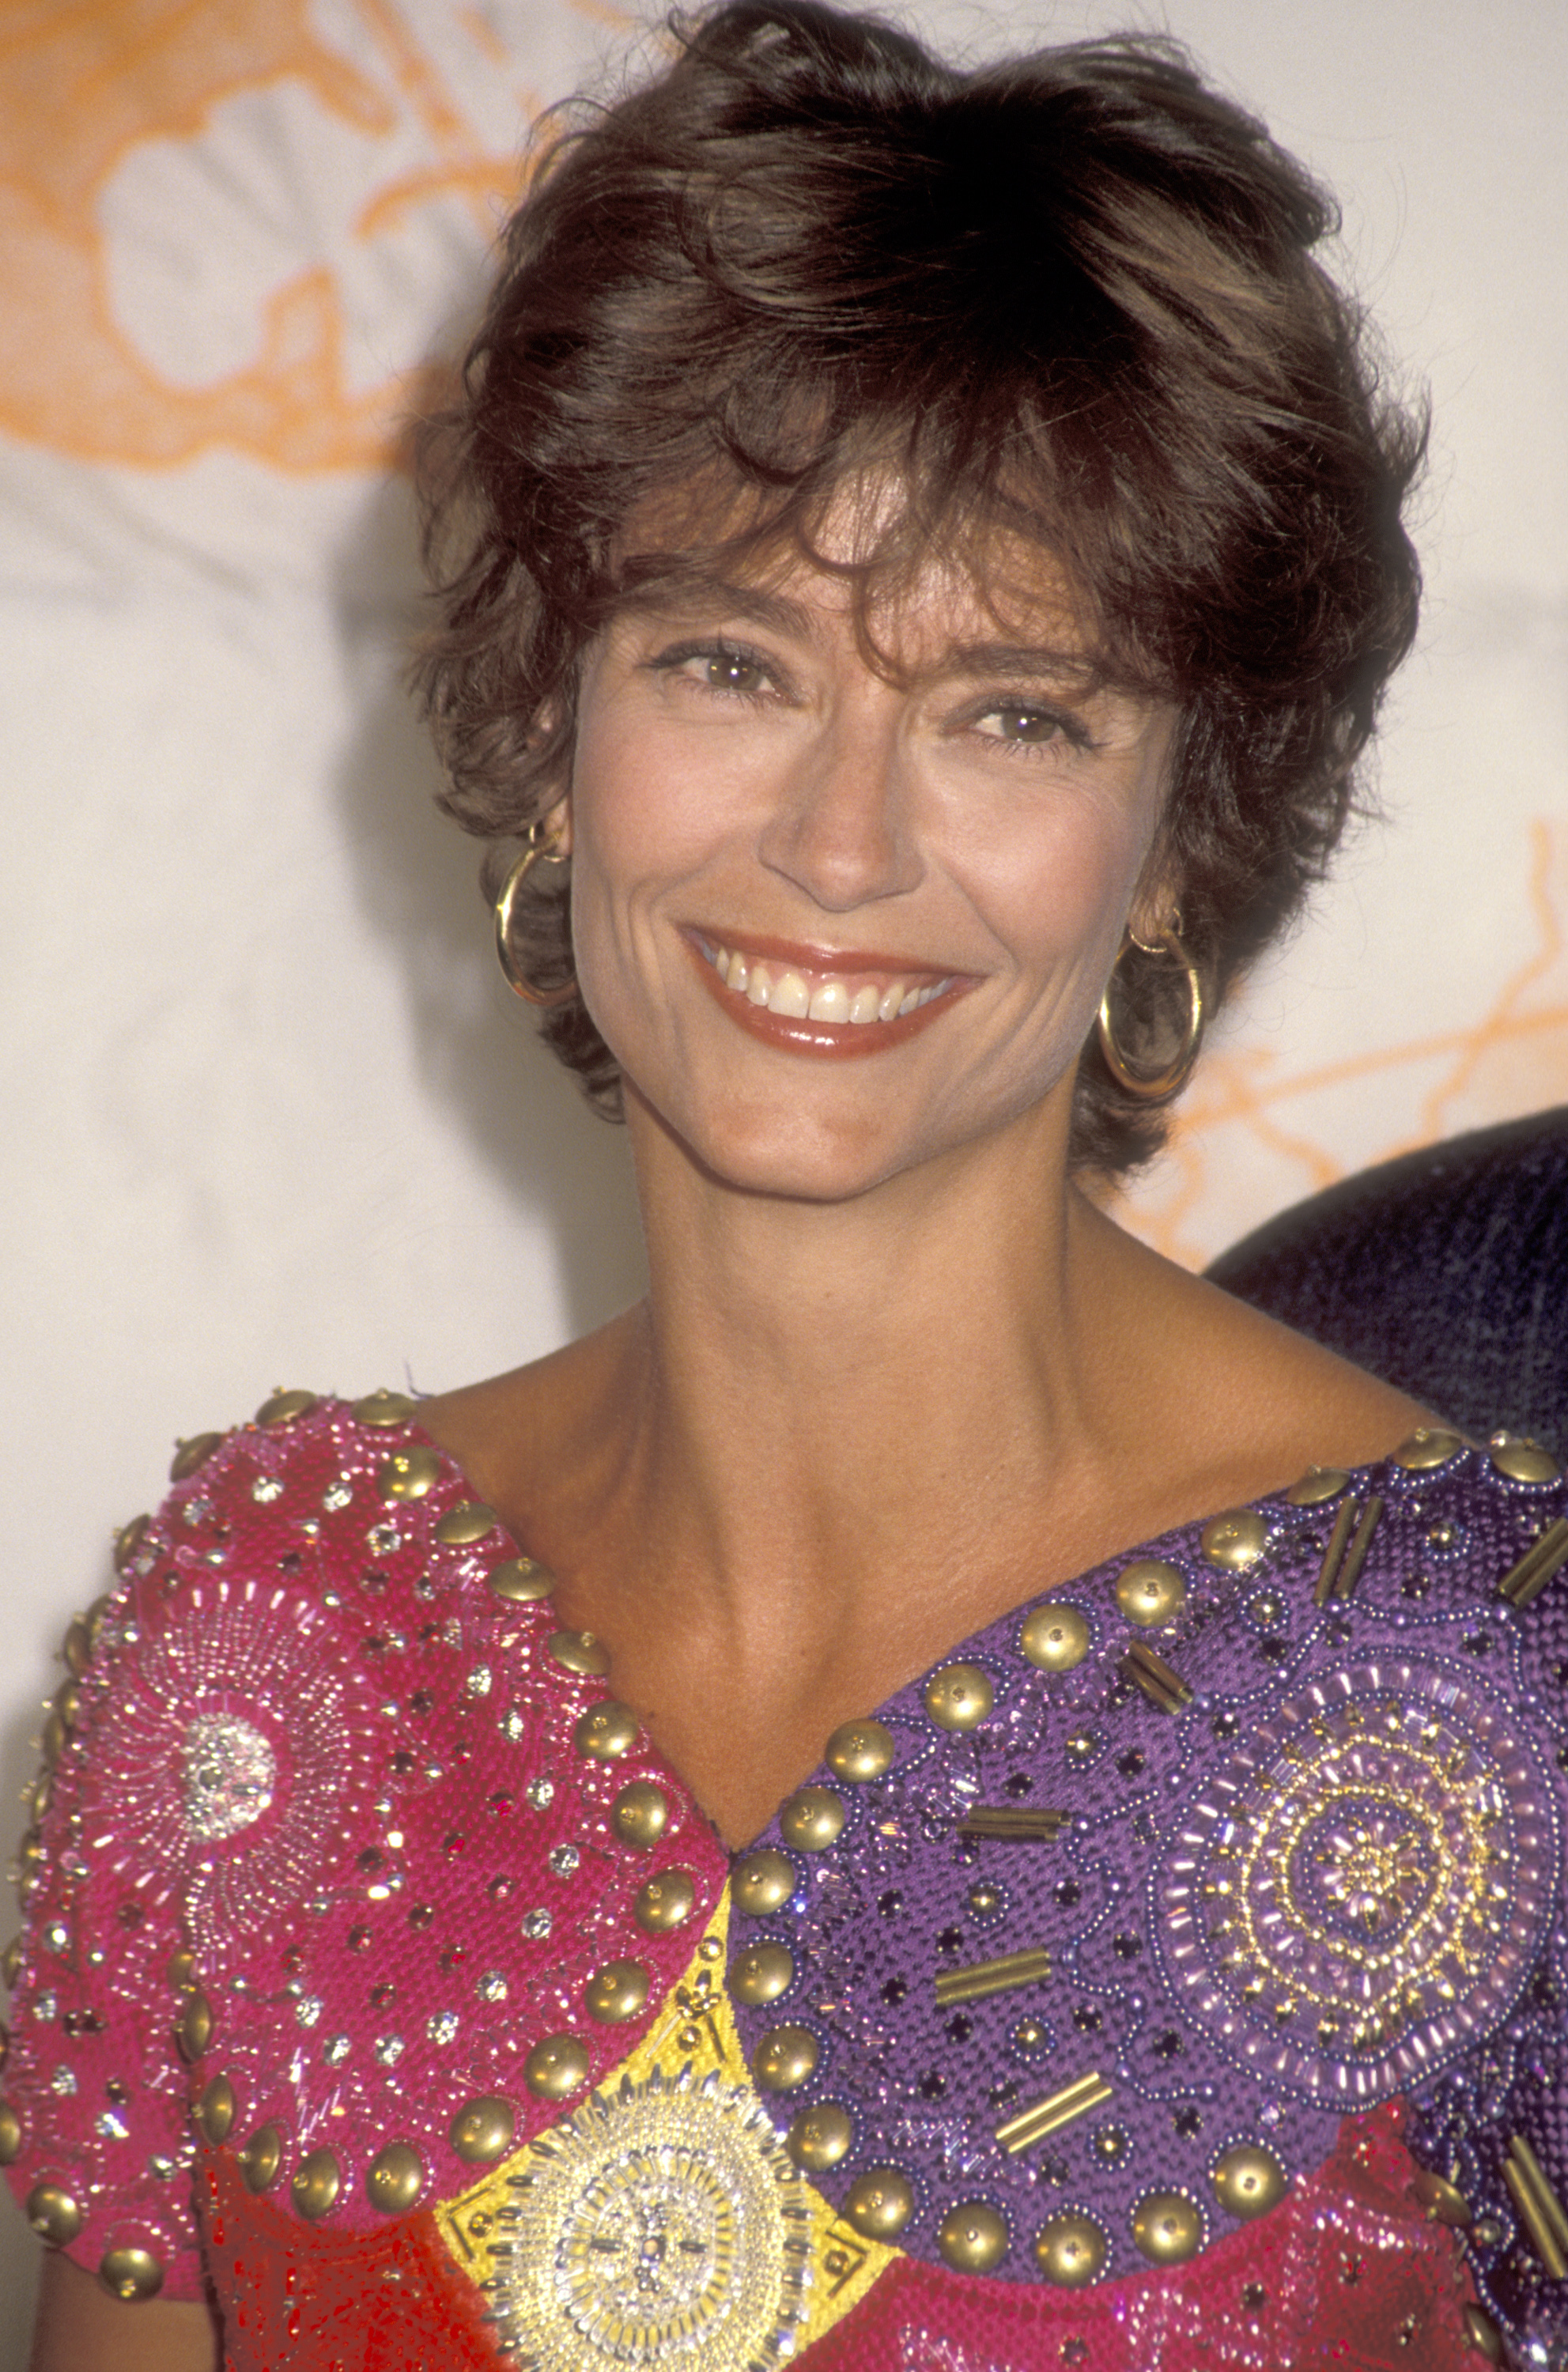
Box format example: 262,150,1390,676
690,931,967,1056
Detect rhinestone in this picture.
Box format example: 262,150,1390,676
478,1970,508,2003
466,1665,493,1698
323,2035,352,2066
293,1996,323,2030
427,2010,459,2045
527,1777,556,1811
323,1479,354,1512
183,1713,277,1842
374,2035,406,2067
522,1909,554,1940
42,1924,68,1955
95,2109,130,2139
549,1845,580,1878
51,2068,77,2094
251,1476,285,1504
366,1524,402,1555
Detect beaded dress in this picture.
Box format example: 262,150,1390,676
3,1390,1567,2370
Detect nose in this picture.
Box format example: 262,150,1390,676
754,695,924,913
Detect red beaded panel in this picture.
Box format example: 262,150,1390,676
202,2151,501,2372
798,2105,1483,2372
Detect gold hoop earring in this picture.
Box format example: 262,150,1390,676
1096,927,1204,1100
493,821,576,1008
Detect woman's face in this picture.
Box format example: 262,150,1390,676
565,540,1177,1204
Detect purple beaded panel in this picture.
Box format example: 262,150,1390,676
727,1443,1568,2321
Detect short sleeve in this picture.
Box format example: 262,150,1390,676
1,1453,238,2302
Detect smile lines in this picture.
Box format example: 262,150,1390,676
702,940,954,1026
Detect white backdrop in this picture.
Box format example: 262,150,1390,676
2,0,1566,2340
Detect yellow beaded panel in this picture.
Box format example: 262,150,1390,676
435,1890,898,2366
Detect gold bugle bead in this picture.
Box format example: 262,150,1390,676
633,1868,697,1934
1019,1603,1091,1672
1332,1495,1384,1601
99,2245,164,2301
451,2096,516,2164
238,2123,282,2193
924,1663,995,1732
1033,2211,1107,2287
1123,1640,1192,1713
996,2072,1113,2156
489,1557,554,1603
786,2102,853,2174
939,2201,1009,2274
377,1446,443,1503
549,1629,611,1678
1504,2136,1568,2277
731,1941,795,2007
351,1388,417,1427
1113,1560,1187,1628
1200,1510,1268,1571
731,1849,796,1915
1500,1517,1568,1609
1391,1427,1463,1471
196,2074,236,2145
291,2147,342,2221
434,1501,500,1545
610,1781,669,1848
958,1806,1067,1841
26,2182,83,2245
0,2099,21,2165
525,2034,591,2099
1211,2143,1286,2219
779,1788,845,1853
178,1990,213,2062
1131,2189,1205,2264
844,2167,915,2241
575,1701,639,1760
1285,1466,1349,1506
1313,1500,1359,1606
169,1431,224,1482
584,1959,651,2023
255,1388,317,1426
750,2024,819,2093
366,2140,424,2215
824,1719,896,1783
934,1947,1052,2009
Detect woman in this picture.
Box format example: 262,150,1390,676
7,5,1566,2366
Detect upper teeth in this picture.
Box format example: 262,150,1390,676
709,944,947,1022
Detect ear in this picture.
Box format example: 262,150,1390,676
1126,841,1182,950
539,795,572,861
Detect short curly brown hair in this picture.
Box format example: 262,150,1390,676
412,0,1424,1174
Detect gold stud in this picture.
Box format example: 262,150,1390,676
169,1431,224,1482
1285,1467,1349,1506
1490,1435,1562,1485
1113,1560,1188,1627
611,1781,669,1848
585,1959,650,2023
196,2074,236,2145
939,2201,1008,2273
1,1937,21,1991
52,1680,81,1736
779,1788,845,1853
924,1663,995,1732
1392,1427,1464,1471
549,1629,611,1678
1019,1605,1091,1672
451,2096,516,2164
1200,1511,1268,1571
489,1557,554,1603
434,1501,500,1546
1131,2189,1204,2263
99,2245,164,2300
365,2140,424,2214
26,2182,82,2244
1411,2166,1471,2227
525,2034,591,2098
576,1702,639,1761
377,1446,443,1504
1462,2305,1502,2362
178,1991,213,2062
731,1942,795,2006
787,2102,853,2173
352,1388,417,1428
634,1869,697,1934
1211,2143,1286,2219
824,1720,895,1783
751,2024,819,2092
27,1773,51,1826
732,1849,797,1914
1033,2212,1107,2287
254,1389,317,1426
167,1947,197,1989
844,2167,915,2240
0,2100,20,2165
238,2123,281,2193
292,2147,341,2220
113,1517,151,1575
61,1618,92,1678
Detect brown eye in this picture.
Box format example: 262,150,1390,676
705,651,766,693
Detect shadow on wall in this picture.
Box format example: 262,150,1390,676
324,471,648,1347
